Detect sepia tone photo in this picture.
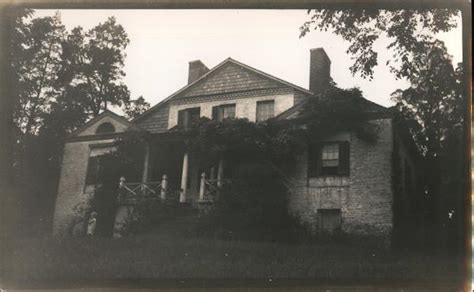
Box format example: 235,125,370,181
0,2,471,291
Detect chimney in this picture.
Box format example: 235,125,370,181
309,48,331,94
188,60,209,84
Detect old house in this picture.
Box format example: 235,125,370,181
52,48,419,243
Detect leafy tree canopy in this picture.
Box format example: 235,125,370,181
122,96,150,120
12,11,66,135
59,16,131,117
300,9,459,81
391,40,464,159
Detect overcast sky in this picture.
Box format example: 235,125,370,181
36,9,463,108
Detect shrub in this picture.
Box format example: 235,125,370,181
197,161,307,242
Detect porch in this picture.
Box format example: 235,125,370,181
117,133,229,206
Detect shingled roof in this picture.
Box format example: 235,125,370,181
133,57,312,123
275,96,392,121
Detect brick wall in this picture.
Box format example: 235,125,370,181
53,114,133,236
288,118,394,238
168,92,295,128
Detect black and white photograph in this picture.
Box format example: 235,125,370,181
0,1,471,291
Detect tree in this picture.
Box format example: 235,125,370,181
59,16,131,118
391,41,463,159
300,9,459,80
8,10,132,236
122,96,150,120
11,11,66,135
391,41,465,251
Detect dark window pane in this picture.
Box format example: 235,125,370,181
212,104,236,121
95,122,115,134
178,107,200,129
317,209,342,234
85,156,100,185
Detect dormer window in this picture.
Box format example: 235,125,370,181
177,107,201,130
95,122,115,134
212,104,236,122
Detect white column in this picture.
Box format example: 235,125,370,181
179,152,189,203
217,158,224,187
199,172,206,201
160,174,168,200
141,143,150,183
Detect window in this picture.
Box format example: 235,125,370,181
322,143,339,168
317,209,342,234
256,100,275,122
177,107,201,129
308,142,350,177
212,104,236,121
95,122,115,134
85,156,101,185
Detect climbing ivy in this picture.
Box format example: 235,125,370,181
186,86,381,169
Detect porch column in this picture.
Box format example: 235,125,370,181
179,152,189,203
199,172,206,201
217,158,224,187
141,142,150,183
160,174,168,200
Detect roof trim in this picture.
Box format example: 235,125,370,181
68,109,133,139
132,57,314,122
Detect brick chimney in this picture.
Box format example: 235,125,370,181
188,60,210,84
309,48,331,94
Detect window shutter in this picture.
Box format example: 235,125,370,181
212,106,219,121
338,142,350,175
308,142,322,177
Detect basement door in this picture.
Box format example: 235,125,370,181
317,209,342,234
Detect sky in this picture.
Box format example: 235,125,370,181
35,9,463,108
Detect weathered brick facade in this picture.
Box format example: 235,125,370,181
52,113,130,236
288,119,394,238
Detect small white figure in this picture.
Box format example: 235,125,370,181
86,211,98,236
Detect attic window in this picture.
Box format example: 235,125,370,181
212,104,236,121
256,100,275,122
96,122,115,134
178,107,201,130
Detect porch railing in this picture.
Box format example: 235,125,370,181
199,173,231,202
118,175,172,204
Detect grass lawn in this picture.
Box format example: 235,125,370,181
2,233,466,290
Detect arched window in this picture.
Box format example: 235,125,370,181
95,122,115,134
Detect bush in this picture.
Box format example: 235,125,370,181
197,161,307,242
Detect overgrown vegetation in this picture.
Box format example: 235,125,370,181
93,87,381,240
185,87,380,241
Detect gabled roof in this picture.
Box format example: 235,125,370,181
68,109,134,138
133,57,313,122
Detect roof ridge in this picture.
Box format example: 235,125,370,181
133,57,314,122
67,109,132,139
